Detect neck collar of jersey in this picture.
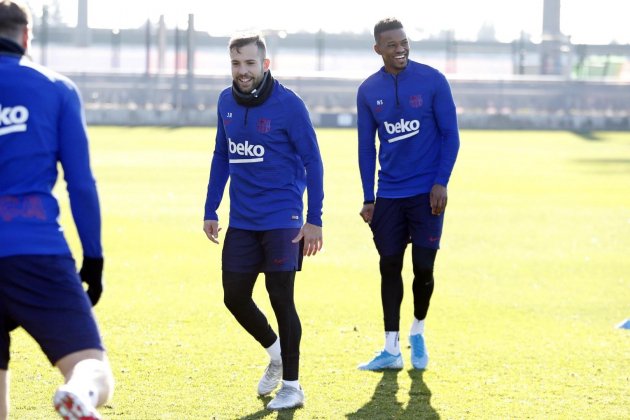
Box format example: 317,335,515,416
0,37,25,56
231,70,274,107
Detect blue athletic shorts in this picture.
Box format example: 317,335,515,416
222,227,303,273
0,255,104,370
370,193,445,256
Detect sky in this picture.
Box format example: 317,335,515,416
23,0,630,44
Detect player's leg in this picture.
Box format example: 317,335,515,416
0,317,12,420
222,270,278,347
54,350,114,416
408,246,437,369
221,228,282,396
261,228,305,410
1,257,17,420
263,272,305,411
2,255,111,419
265,271,301,381
0,369,8,420
380,252,405,351
223,271,283,396
222,228,277,347
406,193,444,369
411,246,437,323
358,197,407,370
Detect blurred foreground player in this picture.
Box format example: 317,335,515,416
0,1,114,418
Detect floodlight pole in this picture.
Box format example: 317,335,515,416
145,19,152,77
186,13,195,110
75,0,90,46
40,5,48,66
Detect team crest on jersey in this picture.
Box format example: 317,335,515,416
409,95,423,108
257,118,271,133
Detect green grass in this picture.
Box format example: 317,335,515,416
7,127,630,419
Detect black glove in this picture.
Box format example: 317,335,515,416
80,257,104,306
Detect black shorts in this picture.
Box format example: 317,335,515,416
222,227,304,273
0,255,104,370
370,193,444,256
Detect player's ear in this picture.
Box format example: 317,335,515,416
21,25,30,50
373,43,382,56
263,57,270,71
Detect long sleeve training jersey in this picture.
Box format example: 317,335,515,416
0,50,101,258
204,79,324,230
357,60,460,202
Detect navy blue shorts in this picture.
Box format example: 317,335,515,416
0,255,104,370
222,227,304,273
370,193,444,256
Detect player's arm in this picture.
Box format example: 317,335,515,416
357,88,378,223
432,72,460,188
431,72,460,216
203,107,230,244
287,98,324,256
57,81,103,305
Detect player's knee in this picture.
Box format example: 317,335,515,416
265,272,295,307
222,272,252,311
222,291,245,313
379,253,404,278
412,246,436,279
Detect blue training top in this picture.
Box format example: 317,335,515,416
357,60,460,201
0,49,102,258
204,79,324,230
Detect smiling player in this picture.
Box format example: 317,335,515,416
356,17,460,371
202,32,324,411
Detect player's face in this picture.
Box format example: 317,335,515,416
230,42,270,93
374,28,409,74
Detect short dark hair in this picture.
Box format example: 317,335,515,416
374,18,404,42
0,0,30,40
228,32,267,59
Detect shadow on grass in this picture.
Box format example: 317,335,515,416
346,370,438,419
570,131,603,141
238,395,298,420
573,158,630,165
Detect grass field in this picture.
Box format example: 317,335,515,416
7,127,630,419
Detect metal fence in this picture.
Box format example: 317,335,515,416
72,72,630,130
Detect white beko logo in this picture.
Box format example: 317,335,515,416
228,138,265,163
383,118,420,143
0,104,29,137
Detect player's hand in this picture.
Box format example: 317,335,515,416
203,220,221,244
359,203,375,223
292,223,323,256
80,257,104,306
430,184,448,215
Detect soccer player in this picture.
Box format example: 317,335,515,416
0,1,114,419
356,18,460,371
203,32,324,410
